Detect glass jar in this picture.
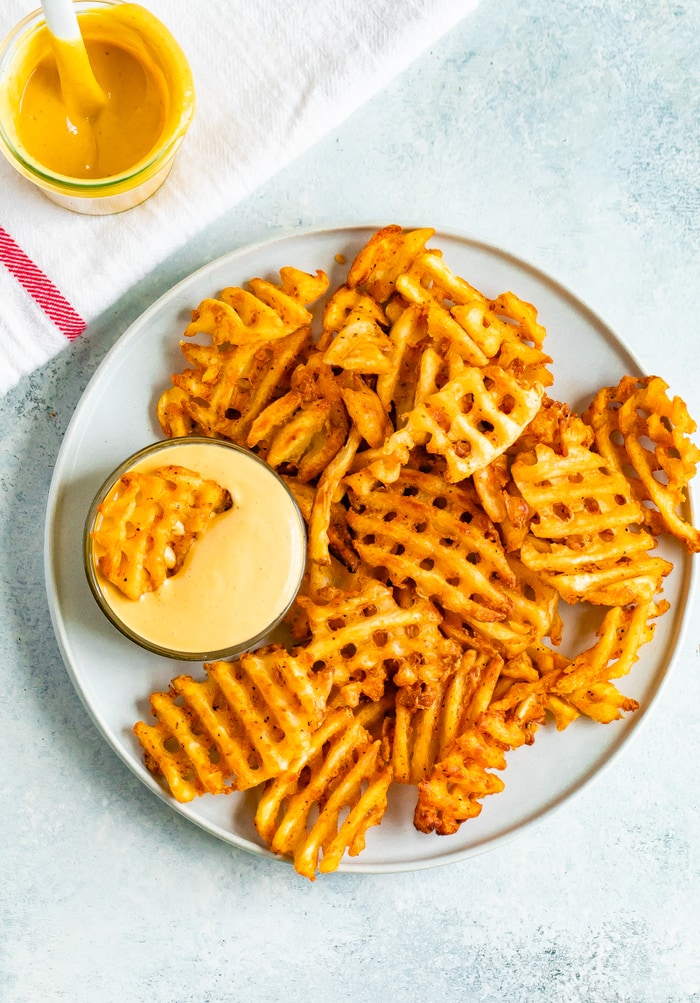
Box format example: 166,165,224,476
0,1,195,214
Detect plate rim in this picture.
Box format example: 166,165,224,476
43,221,698,874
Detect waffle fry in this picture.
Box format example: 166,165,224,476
247,355,350,481
282,475,360,575
584,375,700,552
158,327,312,444
254,708,392,879
440,555,563,657
414,726,509,835
366,363,544,484
346,223,435,302
345,465,516,624
297,577,459,707
392,649,502,785
306,426,363,596
91,464,232,600
133,645,332,802
512,441,672,605
185,266,329,346
132,224,699,876
339,375,393,450
320,284,389,349
321,306,395,374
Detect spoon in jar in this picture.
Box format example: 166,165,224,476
40,0,107,171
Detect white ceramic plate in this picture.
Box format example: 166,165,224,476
45,225,695,873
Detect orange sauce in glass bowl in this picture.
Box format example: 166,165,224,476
85,439,307,661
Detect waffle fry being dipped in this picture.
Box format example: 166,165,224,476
133,224,699,878
92,464,232,600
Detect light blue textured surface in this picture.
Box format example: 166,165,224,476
1,1,699,1000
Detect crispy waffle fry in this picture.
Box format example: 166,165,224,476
366,363,544,484
339,375,393,450
321,307,395,374
91,464,232,600
374,304,429,420
159,327,312,444
440,555,563,657
413,726,509,835
297,578,459,707
512,441,672,605
584,375,700,552
346,466,516,623
320,284,389,348
347,224,435,302
254,708,392,879
185,266,329,346
306,427,363,596
392,649,502,785
247,355,350,481
283,475,360,575
133,645,332,802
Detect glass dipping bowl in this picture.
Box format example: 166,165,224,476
84,438,308,661
0,1,195,214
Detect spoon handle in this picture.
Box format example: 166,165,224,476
41,0,81,41
40,0,107,117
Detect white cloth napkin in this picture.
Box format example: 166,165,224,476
0,0,477,395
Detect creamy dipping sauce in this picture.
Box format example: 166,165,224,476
89,440,306,657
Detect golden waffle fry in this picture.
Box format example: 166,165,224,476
247,356,349,481
440,555,563,657
321,307,395,374
133,645,333,802
450,295,552,387
392,649,502,785
584,375,700,552
347,224,435,302
307,427,363,596
413,726,509,835
185,266,329,346
395,249,487,312
374,304,430,420
346,466,517,623
297,577,459,707
393,252,554,384
320,284,389,349
339,375,393,450
282,475,360,574
160,327,312,444
515,395,594,456
489,602,660,719
91,464,232,601
254,708,392,879
533,554,672,606
367,363,544,484
565,681,639,724
513,441,671,604
472,453,530,553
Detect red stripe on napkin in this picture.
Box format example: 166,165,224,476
0,226,86,340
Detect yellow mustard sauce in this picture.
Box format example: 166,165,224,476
5,4,192,182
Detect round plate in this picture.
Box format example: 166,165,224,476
44,224,695,873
